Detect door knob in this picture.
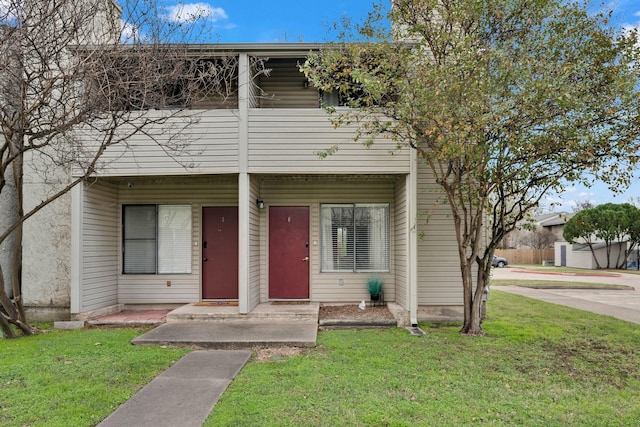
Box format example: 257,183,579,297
203,257,208,262
302,256,309,261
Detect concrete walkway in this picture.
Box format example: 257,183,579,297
497,286,640,324
97,303,318,426
98,350,250,427
492,267,640,324
491,266,640,288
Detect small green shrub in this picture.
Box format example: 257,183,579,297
367,275,383,297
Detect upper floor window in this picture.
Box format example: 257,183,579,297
123,205,192,274
320,204,390,273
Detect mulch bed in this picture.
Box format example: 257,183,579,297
319,304,394,321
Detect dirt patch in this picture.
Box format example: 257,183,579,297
254,346,307,362
253,305,395,362
319,304,394,321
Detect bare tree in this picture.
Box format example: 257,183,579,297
0,0,242,337
518,228,557,249
572,199,595,213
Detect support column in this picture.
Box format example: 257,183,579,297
238,174,250,314
70,183,83,314
237,53,250,314
408,149,418,326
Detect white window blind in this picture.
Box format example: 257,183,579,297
123,205,156,274
321,203,389,272
356,204,390,272
157,205,192,274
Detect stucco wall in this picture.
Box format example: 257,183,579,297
22,183,71,309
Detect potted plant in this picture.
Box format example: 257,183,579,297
367,275,383,301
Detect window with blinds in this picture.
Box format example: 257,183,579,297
123,205,192,274
320,203,390,273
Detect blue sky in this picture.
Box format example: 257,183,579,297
159,0,378,42
546,0,640,211
159,0,639,43
157,0,640,210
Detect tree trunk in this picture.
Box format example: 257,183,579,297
0,165,19,299
587,243,602,269
0,132,33,337
0,314,14,338
460,257,489,336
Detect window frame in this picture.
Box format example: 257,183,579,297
320,203,390,273
122,204,192,275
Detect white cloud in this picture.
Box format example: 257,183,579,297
563,187,577,194
120,19,139,43
165,3,228,24
545,195,563,205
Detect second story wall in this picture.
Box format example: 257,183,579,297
248,109,410,174
76,45,411,179
82,108,409,178
79,110,240,178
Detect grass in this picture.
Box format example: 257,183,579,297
490,279,632,290
207,292,640,426
2,293,640,426
0,327,188,426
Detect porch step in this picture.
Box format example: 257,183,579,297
165,302,320,324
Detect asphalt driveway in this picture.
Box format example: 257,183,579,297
491,267,640,324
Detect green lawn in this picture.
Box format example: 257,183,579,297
0,327,188,426
207,292,640,426
2,292,639,426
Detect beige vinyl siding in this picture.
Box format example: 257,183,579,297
81,181,118,312
416,163,463,305
116,176,238,304
192,94,238,109
394,177,408,308
258,176,398,303
248,109,410,174
248,175,261,310
258,58,319,108
77,110,240,178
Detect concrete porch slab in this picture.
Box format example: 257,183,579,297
166,302,320,323
131,321,318,349
88,309,172,326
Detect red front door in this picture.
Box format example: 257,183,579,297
269,206,310,299
202,207,238,299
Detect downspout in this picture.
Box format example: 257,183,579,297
409,148,418,326
70,183,83,314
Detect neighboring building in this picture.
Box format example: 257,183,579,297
536,212,573,241
555,241,627,269
22,44,465,325
500,212,570,250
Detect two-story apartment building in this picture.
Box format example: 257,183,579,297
22,44,463,326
